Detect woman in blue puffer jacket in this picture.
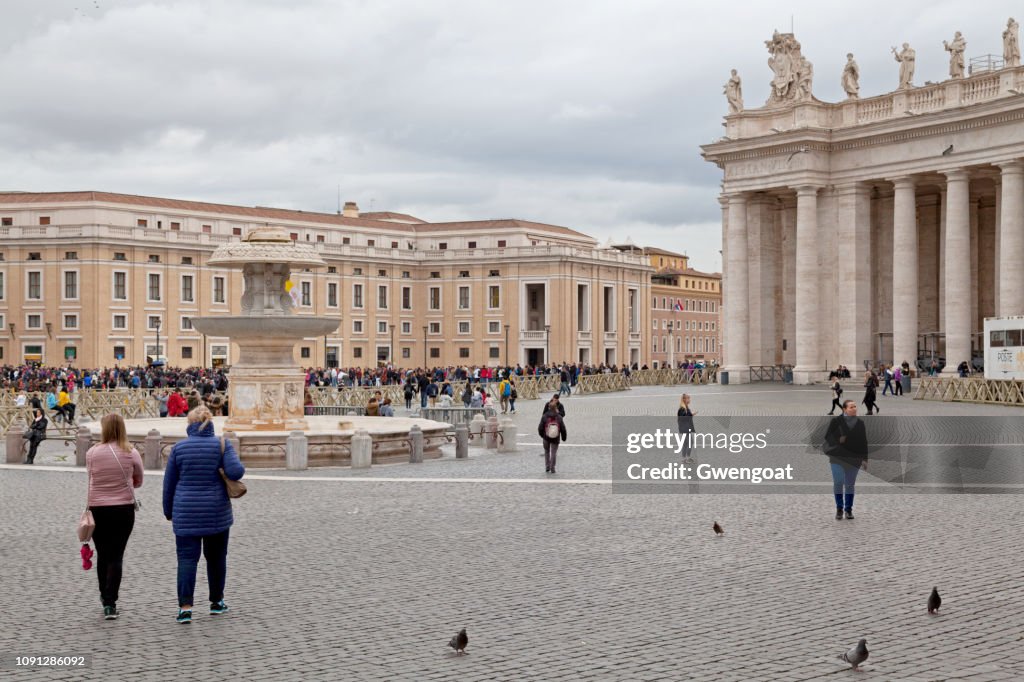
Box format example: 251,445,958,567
163,406,245,624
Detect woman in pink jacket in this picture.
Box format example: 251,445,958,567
86,414,144,620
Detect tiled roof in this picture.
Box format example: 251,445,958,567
413,218,594,240
359,211,427,224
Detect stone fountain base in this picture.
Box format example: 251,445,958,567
83,416,452,468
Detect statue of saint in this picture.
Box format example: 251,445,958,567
1005,18,1020,67
724,69,743,114
892,43,916,89
796,56,814,100
764,31,813,106
943,31,966,79
841,53,860,99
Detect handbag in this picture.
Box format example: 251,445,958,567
109,445,142,512
219,437,247,499
77,508,95,542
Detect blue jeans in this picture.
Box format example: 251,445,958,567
830,462,860,510
175,529,229,608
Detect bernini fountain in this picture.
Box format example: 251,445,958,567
82,227,451,467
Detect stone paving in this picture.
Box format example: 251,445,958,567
1,384,1023,680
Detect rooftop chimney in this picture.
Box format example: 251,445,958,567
342,201,359,218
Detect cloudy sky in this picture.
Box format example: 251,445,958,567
0,1,1019,270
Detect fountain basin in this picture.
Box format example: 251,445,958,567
190,316,339,339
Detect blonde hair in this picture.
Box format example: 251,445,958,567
187,405,214,432
100,413,131,452
679,394,690,408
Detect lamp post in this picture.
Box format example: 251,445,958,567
544,324,551,367
390,324,396,367
422,325,428,369
155,318,161,365
504,324,510,367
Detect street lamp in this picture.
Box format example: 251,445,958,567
155,317,162,365
390,324,396,367
544,324,551,367
422,325,428,368
504,324,510,367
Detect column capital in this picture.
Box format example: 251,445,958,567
996,159,1024,174
887,175,917,189
724,192,749,205
941,168,970,182
794,184,823,197
834,181,872,196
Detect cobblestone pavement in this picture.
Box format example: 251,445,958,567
2,385,1023,680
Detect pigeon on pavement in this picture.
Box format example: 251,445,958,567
713,522,724,536
838,639,869,671
448,628,468,655
928,587,941,614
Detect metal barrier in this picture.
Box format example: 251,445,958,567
749,365,793,382
420,406,497,426
915,377,1024,406
575,373,630,394
305,405,366,416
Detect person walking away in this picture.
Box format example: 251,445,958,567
86,414,144,620
893,366,903,396
881,365,894,395
498,377,511,414
828,378,844,415
862,372,880,415
823,400,868,519
676,393,697,463
559,367,571,397
403,380,415,411
539,405,567,474
163,406,245,624
508,381,518,414
23,407,48,464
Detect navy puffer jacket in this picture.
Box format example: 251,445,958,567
162,420,245,537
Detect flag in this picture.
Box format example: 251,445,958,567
674,299,683,311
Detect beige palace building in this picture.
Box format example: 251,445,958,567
702,30,1024,383
0,191,652,369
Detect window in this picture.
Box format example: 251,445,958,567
430,348,440,358
429,287,441,310
27,271,41,299
113,345,125,360
316,235,324,243
137,219,148,227
182,347,193,359
182,256,193,265
378,269,387,277
301,281,311,306
402,271,410,278
468,241,477,249
391,241,399,249
401,321,411,334
1,217,10,225
353,347,363,358
148,273,161,301
28,252,41,261
301,347,311,359
402,286,411,310
114,252,126,261
64,347,77,361
676,320,681,330
459,270,469,278
65,251,78,260
459,347,469,358
63,314,78,329
377,321,388,334
327,282,338,307
489,347,500,358
458,286,470,310
343,237,351,245
488,321,500,334
652,320,658,330
64,271,78,299
148,254,160,263
181,275,194,302
181,316,193,330
38,216,51,225
402,348,411,359
367,239,375,247
0,272,4,300
489,269,500,277
377,285,388,309
488,285,500,309
429,322,441,334
204,225,214,234
327,266,337,274
27,314,41,329
148,316,162,330
213,276,225,304
353,320,364,334
430,271,440,279
112,314,127,330
353,268,362,275
290,232,299,241
353,284,364,308
170,222,181,231
458,321,470,334
439,242,447,250
685,321,689,330
497,240,506,248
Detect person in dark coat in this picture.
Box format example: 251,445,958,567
538,406,567,474
676,393,696,462
862,372,880,415
823,400,868,520
23,407,48,464
163,406,245,624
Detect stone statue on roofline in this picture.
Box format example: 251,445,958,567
1004,18,1020,68
841,53,860,100
764,31,813,106
892,42,915,89
724,69,743,114
943,31,966,79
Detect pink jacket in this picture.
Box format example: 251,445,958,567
87,443,144,507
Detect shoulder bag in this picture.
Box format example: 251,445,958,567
219,437,247,499
110,445,142,512
78,461,96,542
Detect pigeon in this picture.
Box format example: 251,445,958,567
786,146,810,163
928,587,941,614
838,638,869,671
448,628,468,655
713,522,724,536
941,144,954,156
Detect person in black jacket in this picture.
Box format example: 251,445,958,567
676,394,696,462
23,407,48,464
823,400,868,520
538,406,567,474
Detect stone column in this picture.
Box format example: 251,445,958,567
723,193,750,383
943,170,971,374
998,160,1024,316
837,183,873,370
890,177,918,369
793,185,821,384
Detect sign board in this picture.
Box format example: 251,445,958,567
984,316,1024,380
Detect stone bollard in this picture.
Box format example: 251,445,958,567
143,429,162,470
455,423,469,459
286,430,308,471
75,426,91,467
469,414,485,447
484,415,499,450
351,429,372,469
498,416,518,453
224,431,241,460
6,418,26,464
409,424,424,463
